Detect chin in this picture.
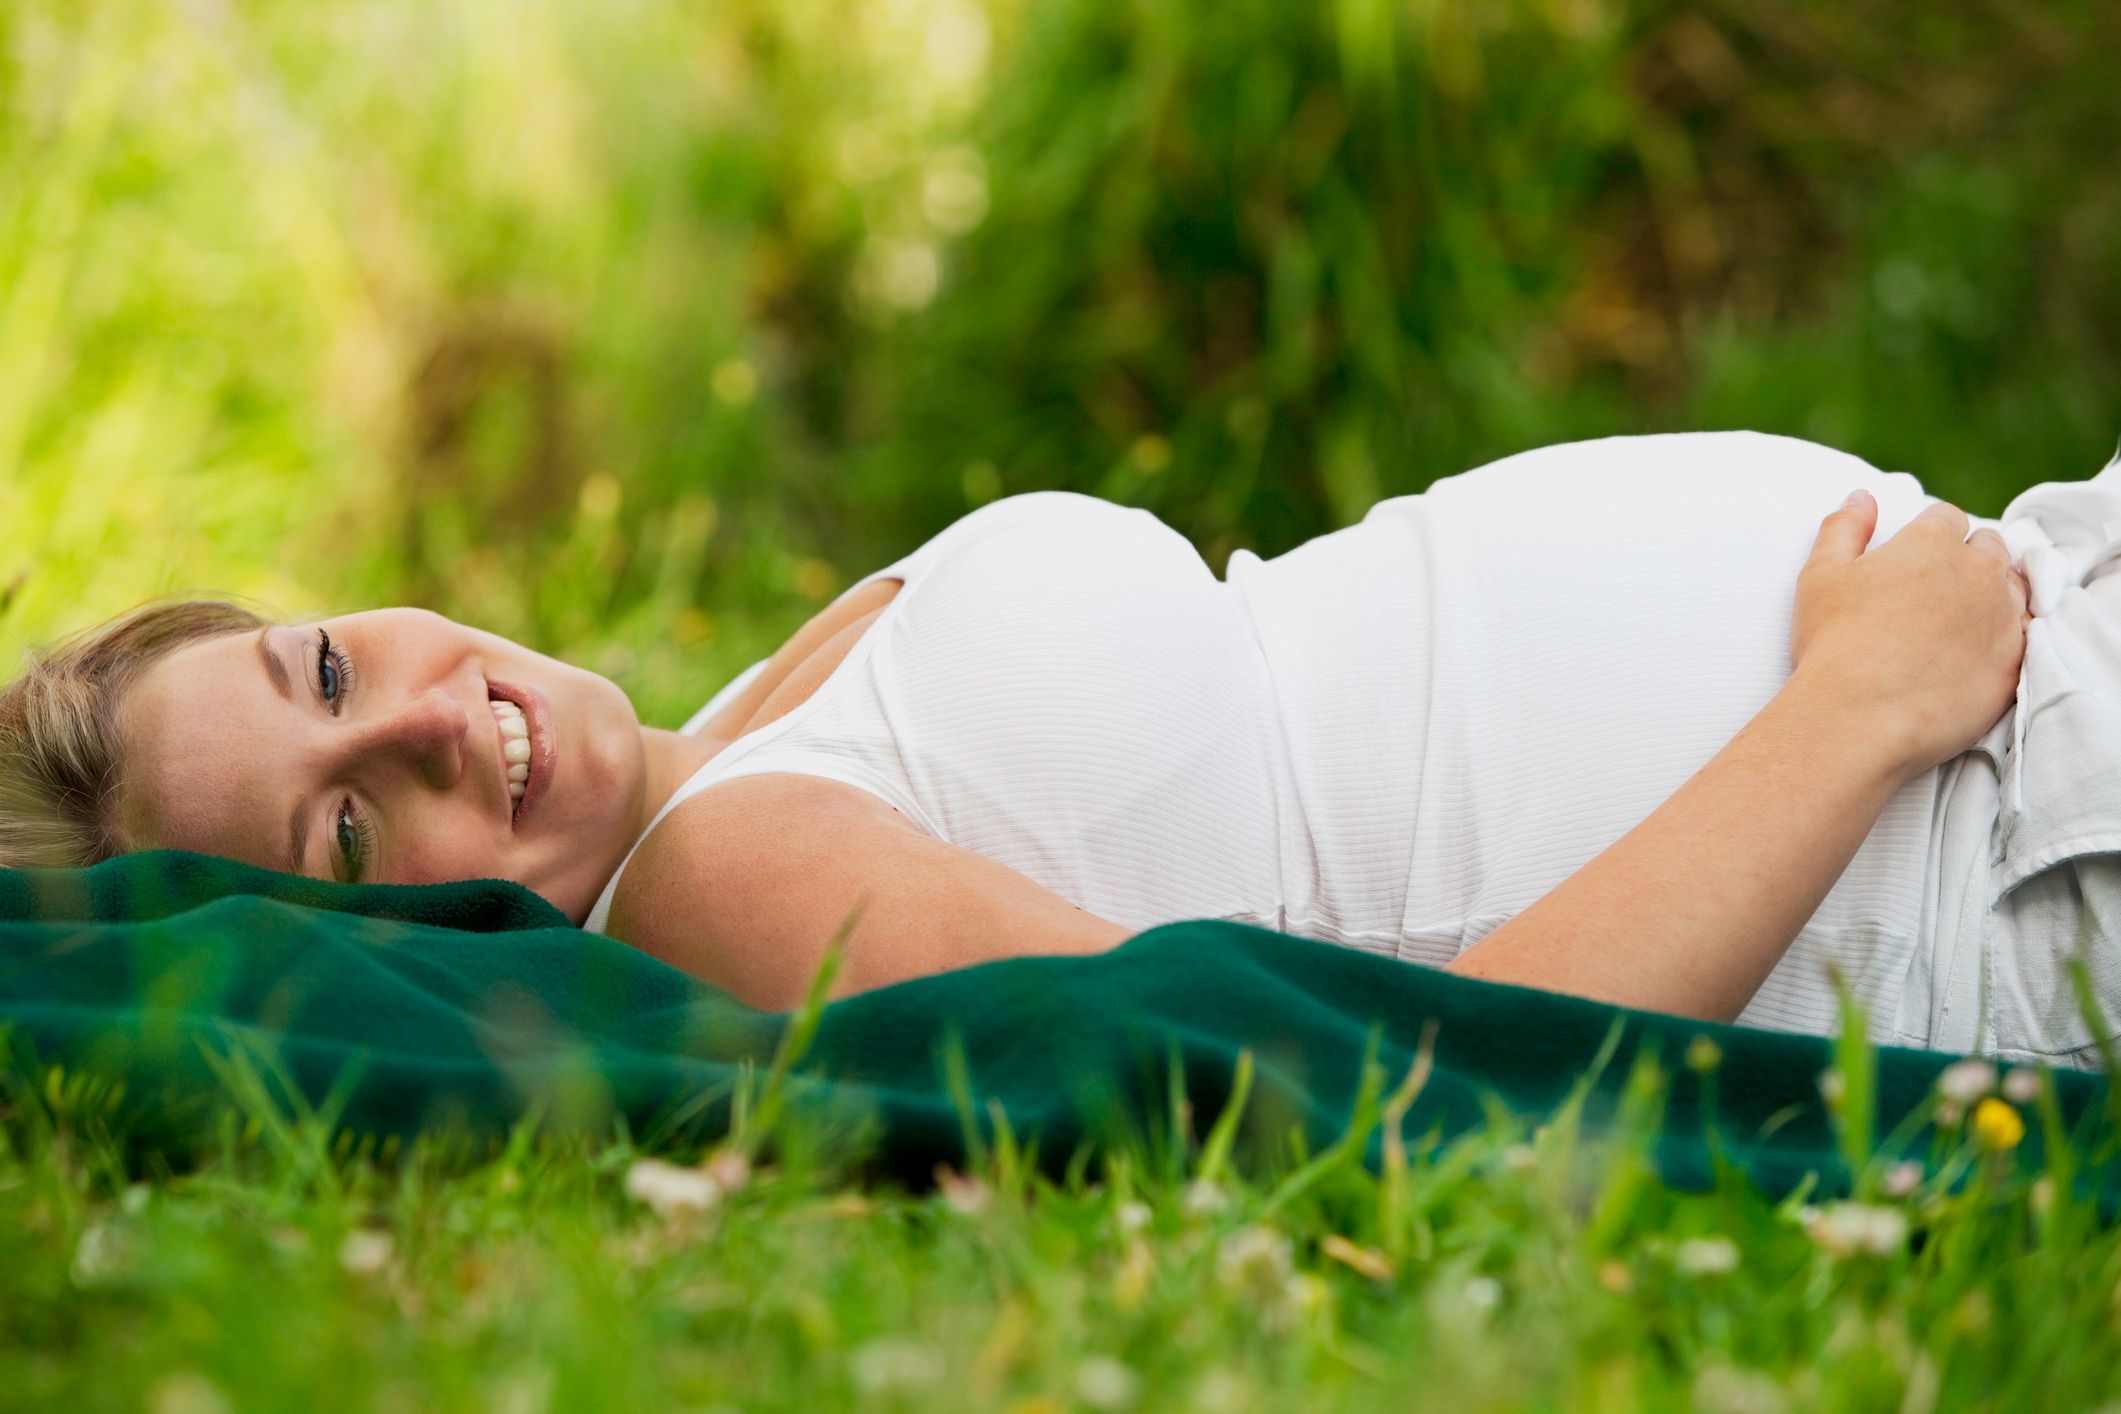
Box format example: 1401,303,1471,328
535,684,646,914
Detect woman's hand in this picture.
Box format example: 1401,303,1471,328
1788,490,2031,783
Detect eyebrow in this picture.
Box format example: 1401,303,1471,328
257,628,310,876
255,625,292,702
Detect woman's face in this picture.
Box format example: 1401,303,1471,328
118,608,649,920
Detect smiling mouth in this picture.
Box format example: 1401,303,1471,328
484,679,553,828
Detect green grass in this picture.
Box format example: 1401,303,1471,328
4,1033,2119,1410
6,963,2121,1412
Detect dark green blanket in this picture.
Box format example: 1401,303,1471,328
2,851,2114,1199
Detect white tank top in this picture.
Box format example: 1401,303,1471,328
587,435,1971,1044
586,491,1322,938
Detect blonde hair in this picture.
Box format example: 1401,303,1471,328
0,599,268,868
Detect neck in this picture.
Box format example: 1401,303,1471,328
634,725,725,838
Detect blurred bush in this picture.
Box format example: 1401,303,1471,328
0,0,2115,719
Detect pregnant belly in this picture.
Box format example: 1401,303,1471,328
1378,433,1942,1002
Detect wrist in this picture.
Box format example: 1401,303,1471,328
1769,664,1926,790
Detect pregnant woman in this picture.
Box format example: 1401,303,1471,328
0,432,2081,1058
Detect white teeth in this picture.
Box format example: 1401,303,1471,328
491,694,533,813
488,698,528,738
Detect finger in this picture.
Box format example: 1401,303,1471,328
1806,489,1881,568
1966,526,2012,571
1908,499,1972,540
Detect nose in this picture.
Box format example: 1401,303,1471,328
351,687,468,790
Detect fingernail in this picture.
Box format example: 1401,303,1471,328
1843,490,1867,509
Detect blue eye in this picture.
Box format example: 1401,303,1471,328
315,629,352,712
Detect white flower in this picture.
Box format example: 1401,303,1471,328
70,1222,133,1287
1115,1199,1153,1237
1464,1276,1504,1312
849,1338,943,1394
1674,1236,1741,1276
1936,1059,1997,1107
623,1158,721,1220
934,1164,991,1215
1216,1226,1294,1293
1816,1068,1847,1106
1804,1201,1909,1258
1075,1356,1142,1410
1182,1178,1230,1220
1881,1160,1924,1198
1502,1144,1539,1173
337,1229,394,1277
2003,1067,2043,1106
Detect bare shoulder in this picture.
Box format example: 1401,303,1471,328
605,774,893,972
603,773,1130,1009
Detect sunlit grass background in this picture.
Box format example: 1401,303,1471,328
6,3,2121,1406
2,0,2115,721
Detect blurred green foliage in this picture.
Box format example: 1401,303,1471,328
1,0,2115,721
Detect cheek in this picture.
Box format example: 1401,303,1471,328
393,854,463,888
561,684,641,801
390,813,505,887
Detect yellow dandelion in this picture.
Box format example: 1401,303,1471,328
711,357,758,406
577,473,623,522
1129,433,1173,473
792,557,839,601
674,608,714,646
1971,1097,2024,1152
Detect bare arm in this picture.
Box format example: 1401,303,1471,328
1444,668,1911,1019
607,773,1131,1011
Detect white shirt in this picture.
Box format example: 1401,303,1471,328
1931,451,2121,1065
